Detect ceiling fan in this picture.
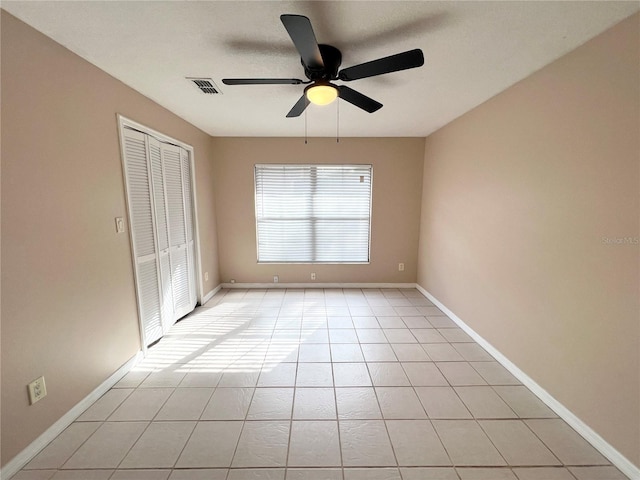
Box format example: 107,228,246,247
222,14,425,117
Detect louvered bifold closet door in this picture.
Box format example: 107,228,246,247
181,148,197,307
148,136,175,332
162,143,193,320
123,129,163,345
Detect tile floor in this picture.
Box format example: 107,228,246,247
15,288,628,480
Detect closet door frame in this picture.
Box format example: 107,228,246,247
117,114,204,351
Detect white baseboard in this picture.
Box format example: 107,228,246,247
0,351,143,480
415,284,639,480
201,284,222,304
220,282,417,289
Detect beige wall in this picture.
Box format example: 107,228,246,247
213,137,424,284
417,13,639,466
1,11,219,464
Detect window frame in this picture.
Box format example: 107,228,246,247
254,163,373,264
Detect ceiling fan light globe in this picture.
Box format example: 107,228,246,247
306,85,338,106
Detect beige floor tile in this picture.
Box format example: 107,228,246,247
376,387,427,419
25,422,101,469
155,388,213,420
368,362,411,386
114,371,151,388
437,362,487,386
455,386,517,419
298,343,331,362
525,419,609,465
391,344,430,362
340,420,396,466
513,467,575,479
288,421,341,467
456,468,517,479
361,344,398,362
452,343,494,361
120,422,195,468
470,362,520,385
218,371,260,387
296,363,333,387
232,421,290,467
140,371,187,388
227,469,285,480
329,329,359,343
109,388,174,421
352,316,381,328
76,389,133,421
412,329,448,343
63,422,148,469
401,468,459,479
111,470,171,479
299,329,330,343
51,471,113,480
257,363,297,386
176,421,242,467
377,317,406,328
426,317,457,328
12,472,57,480
480,420,561,466
168,470,228,480
422,344,464,361
329,343,364,362
333,363,372,386
356,328,387,343
415,386,472,419
327,316,354,328
432,420,506,466
247,388,294,420
402,362,449,386
286,468,342,480
200,387,254,420
178,371,222,387
293,387,337,419
383,329,418,344
438,328,474,343
402,317,433,329
344,468,402,479
568,466,628,479
386,420,451,466
336,387,383,419
493,386,557,418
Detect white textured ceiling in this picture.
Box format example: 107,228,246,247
3,1,638,137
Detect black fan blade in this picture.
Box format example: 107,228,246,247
222,78,306,85
286,95,311,118
338,49,424,81
337,86,382,113
280,14,324,70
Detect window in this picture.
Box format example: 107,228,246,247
255,164,372,263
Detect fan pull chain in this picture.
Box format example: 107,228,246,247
337,99,340,143
304,108,308,145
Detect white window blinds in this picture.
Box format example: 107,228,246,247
255,164,372,263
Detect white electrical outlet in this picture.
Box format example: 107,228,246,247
273,275,279,283
311,272,316,280
204,272,209,281
398,263,405,271
28,376,47,405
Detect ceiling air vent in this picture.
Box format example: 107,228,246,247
187,77,222,94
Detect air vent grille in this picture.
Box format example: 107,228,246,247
187,77,221,94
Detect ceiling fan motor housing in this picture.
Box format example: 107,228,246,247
304,44,342,80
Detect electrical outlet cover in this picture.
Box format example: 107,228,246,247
28,376,47,405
